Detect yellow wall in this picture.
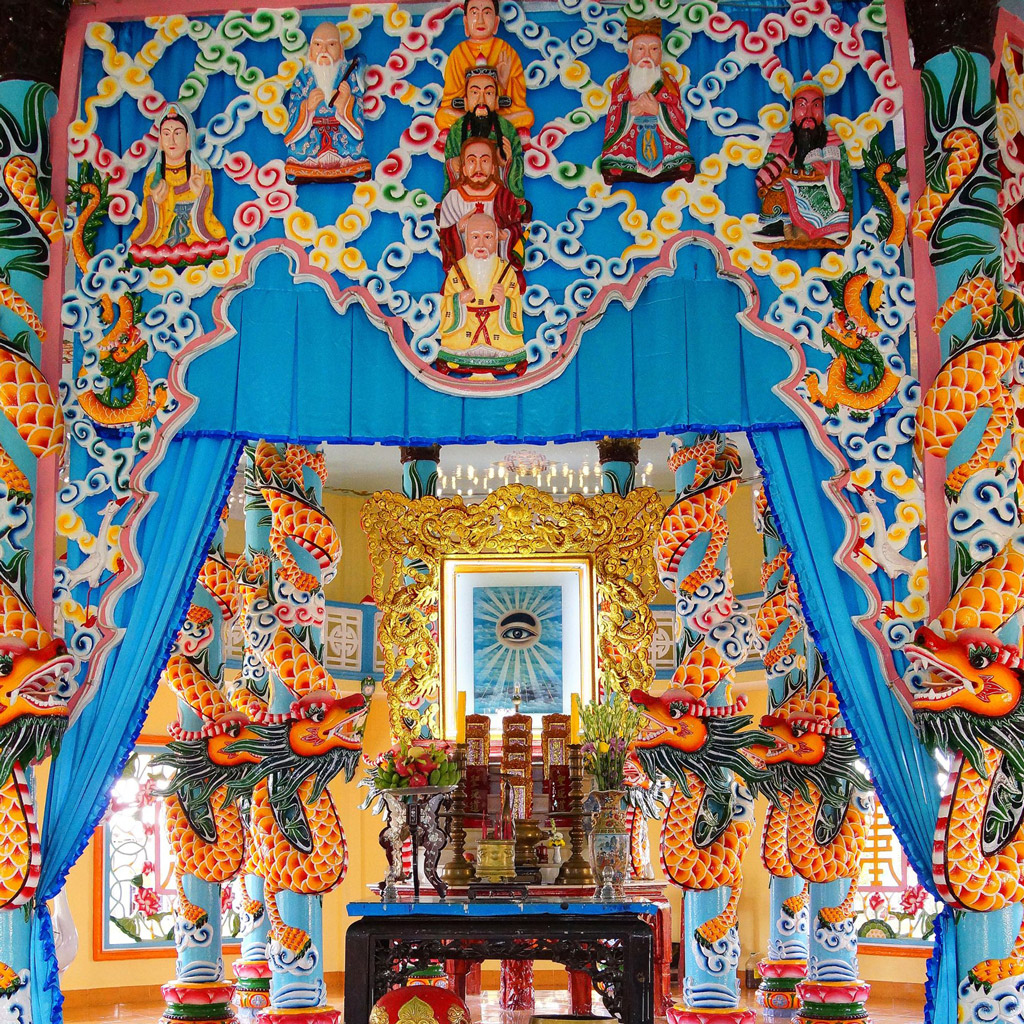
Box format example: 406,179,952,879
61,482,925,992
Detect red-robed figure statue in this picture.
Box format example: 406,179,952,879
599,18,696,186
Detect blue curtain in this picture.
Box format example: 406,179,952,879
32,435,242,1024
750,426,955,1024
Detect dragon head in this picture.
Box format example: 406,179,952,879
907,626,1024,780
631,687,709,754
286,691,370,757
752,670,866,806
0,635,75,782
630,687,771,801
222,692,371,854
824,271,882,352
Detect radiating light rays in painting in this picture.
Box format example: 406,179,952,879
472,585,563,715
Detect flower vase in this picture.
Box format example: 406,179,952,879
590,789,629,897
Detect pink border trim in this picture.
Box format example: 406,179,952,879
886,0,950,615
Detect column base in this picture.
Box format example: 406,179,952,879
757,959,806,1021
794,980,870,1023
232,960,271,1021
668,1007,756,1024
255,1009,339,1024
160,981,239,1024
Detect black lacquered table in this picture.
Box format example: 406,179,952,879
344,897,656,1024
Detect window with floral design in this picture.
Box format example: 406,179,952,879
96,743,243,956
854,795,938,944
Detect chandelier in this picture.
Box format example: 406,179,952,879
436,449,654,500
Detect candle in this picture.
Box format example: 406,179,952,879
455,690,466,743
570,694,580,744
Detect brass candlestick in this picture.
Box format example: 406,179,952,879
441,744,476,886
556,742,594,886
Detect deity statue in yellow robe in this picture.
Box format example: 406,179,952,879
438,212,526,378
436,0,533,134
128,107,229,270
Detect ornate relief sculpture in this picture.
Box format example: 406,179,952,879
442,66,525,200
804,272,901,420
437,135,530,287
753,74,853,250
128,106,229,270
436,0,533,135
284,21,371,184
437,211,526,379
599,18,696,186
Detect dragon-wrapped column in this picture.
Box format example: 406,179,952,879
0,39,72,1022
229,444,274,1021
634,431,763,1024
235,442,368,1024
752,491,808,1021
905,0,1024,1019
156,513,244,1024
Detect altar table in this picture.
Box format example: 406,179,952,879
344,898,657,1024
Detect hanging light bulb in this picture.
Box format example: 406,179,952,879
456,466,462,479
645,462,653,475
467,464,474,477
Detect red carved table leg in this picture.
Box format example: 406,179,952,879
500,959,534,1011
568,969,593,1014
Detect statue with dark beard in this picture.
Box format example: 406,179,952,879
443,67,525,199
753,73,853,250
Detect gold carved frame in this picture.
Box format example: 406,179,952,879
361,483,663,739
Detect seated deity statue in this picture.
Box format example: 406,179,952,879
599,18,696,186
283,21,371,183
437,211,526,379
752,73,853,250
128,107,229,270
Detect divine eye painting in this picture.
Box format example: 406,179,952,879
472,585,563,715
441,557,596,734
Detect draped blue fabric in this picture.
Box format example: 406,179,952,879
750,426,953,1024
181,244,797,443
33,435,242,1024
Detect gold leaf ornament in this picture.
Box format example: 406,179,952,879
362,483,663,738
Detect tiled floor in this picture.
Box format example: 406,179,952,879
65,982,926,1023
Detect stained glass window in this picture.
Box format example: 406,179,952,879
97,743,243,954
854,795,937,944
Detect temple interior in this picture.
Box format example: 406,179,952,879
2,0,1022,1022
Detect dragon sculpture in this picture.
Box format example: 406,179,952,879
755,670,870,939
0,571,74,996
632,686,766,947
154,526,250,969
66,164,166,426
751,489,809,1020
914,255,1024,500
222,440,368,1012
905,538,1024,1001
804,271,901,420
643,432,767,1018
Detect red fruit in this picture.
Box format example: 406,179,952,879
395,762,411,776
410,773,428,787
